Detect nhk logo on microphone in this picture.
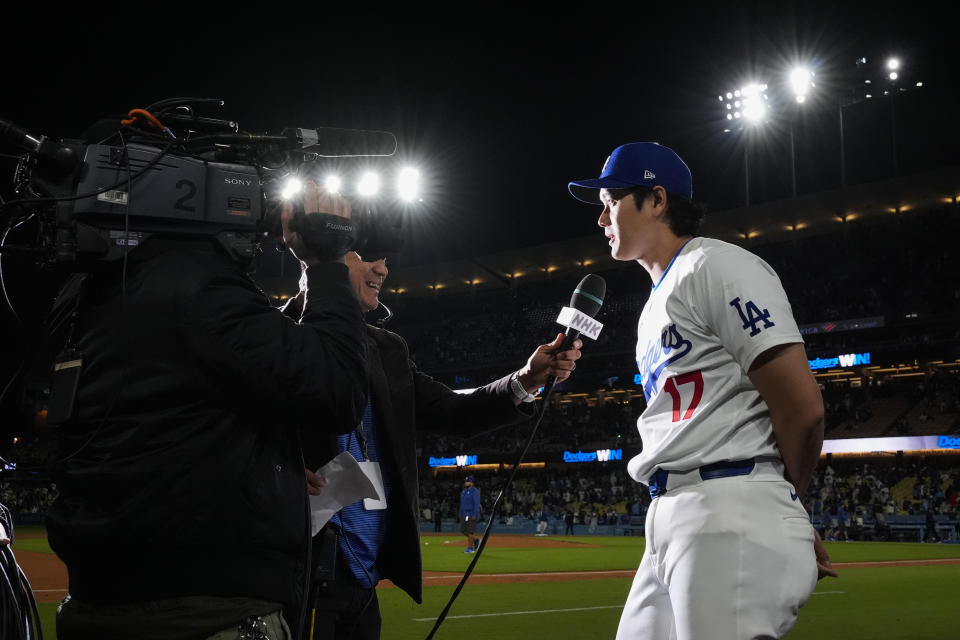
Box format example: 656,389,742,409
556,307,604,340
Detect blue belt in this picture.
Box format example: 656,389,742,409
648,458,756,498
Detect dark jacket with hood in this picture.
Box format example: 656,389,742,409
46,237,367,609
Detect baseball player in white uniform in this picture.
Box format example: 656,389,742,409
568,142,836,640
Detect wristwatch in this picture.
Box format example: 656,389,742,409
509,372,538,403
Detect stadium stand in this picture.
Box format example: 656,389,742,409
2,173,959,546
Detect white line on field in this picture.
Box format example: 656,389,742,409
413,605,623,621
423,570,634,580
834,558,960,566
811,591,845,595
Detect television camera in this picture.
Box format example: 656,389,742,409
0,97,409,272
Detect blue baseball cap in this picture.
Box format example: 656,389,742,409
465,475,474,483
568,142,693,204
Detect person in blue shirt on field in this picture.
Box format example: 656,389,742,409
459,476,481,553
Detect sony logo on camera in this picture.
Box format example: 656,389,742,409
223,177,254,187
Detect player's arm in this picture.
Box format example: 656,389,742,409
748,342,825,497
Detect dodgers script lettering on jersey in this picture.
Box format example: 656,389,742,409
627,238,804,484
636,324,692,402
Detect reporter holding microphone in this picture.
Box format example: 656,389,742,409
287,242,583,640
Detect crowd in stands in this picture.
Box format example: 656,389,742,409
753,206,960,325
819,373,960,434
416,370,959,464
418,456,960,541
808,456,959,541
3,205,959,536
0,479,56,516
0,433,58,520
383,205,960,395
419,463,650,530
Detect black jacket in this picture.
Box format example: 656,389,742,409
300,323,533,603
46,238,367,608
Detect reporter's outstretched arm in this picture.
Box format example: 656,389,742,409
407,332,582,430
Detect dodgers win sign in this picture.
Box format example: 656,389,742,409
428,454,478,467
563,449,623,463
808,352,871,370
939,436,960,449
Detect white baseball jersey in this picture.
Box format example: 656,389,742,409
627,237,803,483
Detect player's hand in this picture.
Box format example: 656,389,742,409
518,333,583,391
305,468,326,496
281,180,352,266
813,528,838,579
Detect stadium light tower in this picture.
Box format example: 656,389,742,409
787,67,814,197
839,55,920,186
885,56,902,176
718,82,769,206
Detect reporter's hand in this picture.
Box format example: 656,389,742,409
517,333,583,394
281,180,352,266
305,468,326,496
813,527,838,579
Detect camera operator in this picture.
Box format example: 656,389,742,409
44,180,368,640
286,251,582,640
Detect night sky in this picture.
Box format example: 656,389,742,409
2,3,957,268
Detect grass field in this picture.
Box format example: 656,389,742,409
18,531,960,639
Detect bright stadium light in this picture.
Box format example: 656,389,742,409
356,171,381,197
397,167,420,202
889,71,899,81
716,81,769,207
281,177,302,199
718,82,768,127
789,67,814,103
886,57,900,71
740,83,769,123
323,174,342,194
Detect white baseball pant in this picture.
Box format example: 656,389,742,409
616,462,817,640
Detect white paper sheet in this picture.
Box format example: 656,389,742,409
309,451,380,536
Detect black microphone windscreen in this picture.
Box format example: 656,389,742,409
297,127,398,157
569,274,606,317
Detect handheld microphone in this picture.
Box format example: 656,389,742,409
556,273,607,350
543,274,606,391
